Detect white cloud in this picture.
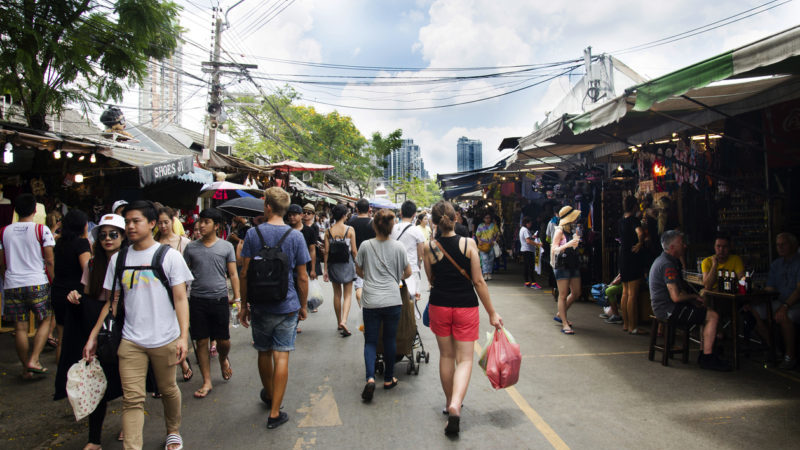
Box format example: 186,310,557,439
352,47,361,57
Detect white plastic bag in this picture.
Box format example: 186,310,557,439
308,279,324,311
493,242,502,258
67,358,107,421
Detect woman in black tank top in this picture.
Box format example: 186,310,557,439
423,201,503,437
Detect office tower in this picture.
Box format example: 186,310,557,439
457,136,482,171
384,138,428,184
138,45,183,128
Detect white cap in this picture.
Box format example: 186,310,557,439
111,200,128,213
91,214,126,241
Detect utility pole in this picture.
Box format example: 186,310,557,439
203,10,223,162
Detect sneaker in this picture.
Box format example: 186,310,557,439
779,356,798,370
604,315,623,324
531,283,543,290
524,282,531,287
267,411,289,429
698,353,732,372
598,313,610,319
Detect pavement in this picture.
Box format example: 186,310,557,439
2,262,800,449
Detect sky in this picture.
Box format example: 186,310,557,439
120,0,800,177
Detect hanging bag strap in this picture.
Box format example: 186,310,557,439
433,239,472,283
367,240,401,285
396,223,412,240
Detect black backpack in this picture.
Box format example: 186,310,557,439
247,226,293,304
327,226,351,264
96,244,172,366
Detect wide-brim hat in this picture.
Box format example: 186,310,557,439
303,203,315,213
558,206,581,225
91,214,126,241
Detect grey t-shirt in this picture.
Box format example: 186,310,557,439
183,239,236,298
355,239,409,309
648,251,681,321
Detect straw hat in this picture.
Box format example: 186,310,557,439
558,206,581,225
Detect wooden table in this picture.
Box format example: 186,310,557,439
702,289,778,369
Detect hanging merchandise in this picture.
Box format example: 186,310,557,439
689,144,700,190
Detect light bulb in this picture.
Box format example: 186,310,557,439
78,155,85,161
617,165,623,171
4,142,11,152
3,150,12,164
74,173,84,183
54,150,61,159
90,153,96,163
66,152,73,158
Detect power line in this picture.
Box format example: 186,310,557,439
610,0,793,55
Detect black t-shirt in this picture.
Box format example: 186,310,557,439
300,225,317,273
53,237,91,288
347,216,375,249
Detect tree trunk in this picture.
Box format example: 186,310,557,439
28,111,50,131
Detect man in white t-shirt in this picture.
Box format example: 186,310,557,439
83,201,192,450
0,193,55,378
391,200,425,301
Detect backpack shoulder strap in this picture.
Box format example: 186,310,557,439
114,245,129,299
151,244,174,308
254,225,268,249
397,223,412,240
277,227,293,247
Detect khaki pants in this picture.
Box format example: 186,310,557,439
118,338,181,450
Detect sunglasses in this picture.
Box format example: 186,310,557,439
98,230,121,240
303,211,314,215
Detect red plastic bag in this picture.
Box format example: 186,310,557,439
482,327,521,389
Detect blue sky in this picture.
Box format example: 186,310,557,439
122,0,800,176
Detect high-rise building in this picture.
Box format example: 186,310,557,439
384,138,429,184
457,136,482,171
138,45,183,128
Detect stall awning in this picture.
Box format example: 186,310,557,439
99,147,194,187
266,160,335,172
633,25,800,111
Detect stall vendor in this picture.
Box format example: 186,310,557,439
752,232,800,370
701,235,745,290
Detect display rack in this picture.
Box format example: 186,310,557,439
717,189,770,274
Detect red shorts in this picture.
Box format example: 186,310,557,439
429,305,479,341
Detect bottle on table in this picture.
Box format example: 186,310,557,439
723,270,732,293
745,270,753,294
717,269,724,291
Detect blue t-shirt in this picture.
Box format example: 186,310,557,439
767,255,800,302
241,223,310,314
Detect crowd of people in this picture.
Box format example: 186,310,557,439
0,189,507,449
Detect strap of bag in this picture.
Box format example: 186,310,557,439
254,225,268,249
396,223,412,240
367,240,400,285
433,239,472,283
276,227,293,248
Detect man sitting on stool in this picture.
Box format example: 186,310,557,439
701,235,744,291
649,230,731,371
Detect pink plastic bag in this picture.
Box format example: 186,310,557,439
483,327,521,389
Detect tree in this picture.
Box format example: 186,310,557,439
227,88,401,196
391,177,442,209
0,0,182,130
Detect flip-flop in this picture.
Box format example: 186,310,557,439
182,360,193,382
221,358,233,381
340,326,352,337
193,387,212,399
383,378,398,390
361,381,375,402
27,366,49,374
445,415,460,436
165,433,183,450
561,328,575,335
552,316,573,326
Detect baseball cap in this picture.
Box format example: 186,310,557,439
111,200,128,213
303,203,315,213
91,214,126,241
287,204,303,215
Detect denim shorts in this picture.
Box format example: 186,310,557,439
251,305,298,352
554,268,580,280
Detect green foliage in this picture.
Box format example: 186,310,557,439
390,177,442,209
0,0,182,130
228,87,402,196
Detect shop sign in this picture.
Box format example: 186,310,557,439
139,156,193,186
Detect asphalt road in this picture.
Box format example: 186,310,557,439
2,264,800,449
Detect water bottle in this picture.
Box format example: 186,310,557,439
230,302,240,328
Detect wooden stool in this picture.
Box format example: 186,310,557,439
648,315,691,366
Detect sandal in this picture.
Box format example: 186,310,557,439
445,415,460,436
47,337,58,348
553,315,573,326
383,378,398,390
340,326,352,337
193,387,212,399
561,328,575,335
26,365,49,374
209,345,218,358
165,433,183,450
361,381,375,402
629,328,649,336
182,360,193,382
221,357,232,381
